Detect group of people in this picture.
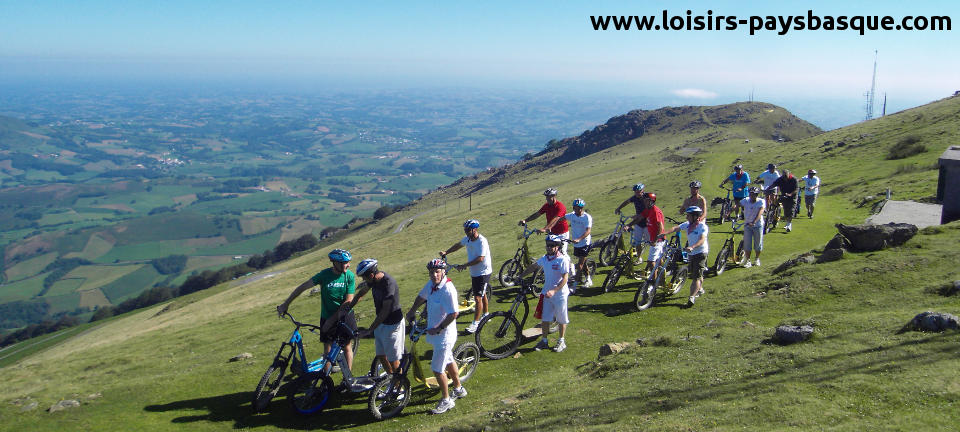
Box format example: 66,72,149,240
272,163,822,415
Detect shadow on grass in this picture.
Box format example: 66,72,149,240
486,332,959,431
143,382,439,430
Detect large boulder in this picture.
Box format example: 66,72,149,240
904,311,960,332
836,223,918,252
817,248,845,263
48,400,81,413
599,342,632,357
773,325,814,344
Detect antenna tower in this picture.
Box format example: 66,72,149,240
864,50,878,120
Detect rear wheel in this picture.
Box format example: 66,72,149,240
531,268,545,296
475,312,521,360
252,360,288,412
720,201,732,223
634,276,658,311
369,357,387,381
498,259,520,287
452,342,480,382
602,260,624,293
287,372,335,415
713,244,732,276
367,375,410,420
735,240,745,264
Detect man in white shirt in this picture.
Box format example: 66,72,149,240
661,206,709,308
756,163,780,208
406,259,466,415
440,219,492,333
739,187,766,268
517,235,572,353
564,198,592,290
802,169,821,218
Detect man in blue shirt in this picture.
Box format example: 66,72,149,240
719,164,750,220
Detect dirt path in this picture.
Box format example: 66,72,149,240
393,210,430,234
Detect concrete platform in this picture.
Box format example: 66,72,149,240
865,200,942,228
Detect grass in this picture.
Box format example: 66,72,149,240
99,266,161,303
1,98,958,431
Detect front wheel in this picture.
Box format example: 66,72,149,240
287,372,335,415
634,277,658,311
713,245,732,276
720,201,732,223
367,375,411,420
598,237,619,267
668,266,688,295
531,268,545,296
498,259,520,287
735,240,745,265
475,312,522,360
452,342,480,382
602,260,624,293
252,361,288,412
369,357,387,382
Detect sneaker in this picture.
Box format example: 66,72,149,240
465,322,479,334
534,339,550,351
754,259,761,267
686,296,696,308
553,339,567,353
585,276,593,287
481,312,489,320
452,386,467,399
738,256,748,266
430,398,456,414
743,261,752,268
785,223,792,232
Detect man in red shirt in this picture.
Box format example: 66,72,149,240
638,193,665,278
519,188,570,254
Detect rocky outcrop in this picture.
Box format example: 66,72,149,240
773,253,816,275
773,325,814,344
902,311,959,332
835,223,918,252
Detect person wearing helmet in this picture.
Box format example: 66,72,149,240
331,258,405,378
518,234,573,353
681,181,708,223
406,259,466,414
277,248,358,372
564,198,593,290
660,206,709,308
719,164,751,219
439,219,492,333
802,169,821,218
769,169,800,232
615,183,650,249
739,187,766,268
519,188,570,254
639,192,666,278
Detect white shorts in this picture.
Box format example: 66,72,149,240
631,227,650,247
558,231,570,256
373,319,405,362
428,336,455,374
541,289,570,325
647,240,665,262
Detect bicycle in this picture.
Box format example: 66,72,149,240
762,191,781,234
633,234,689,311
717,186,734,223
563,238,596,289
437,257,477,315
367,311,480,420
597,214,638,267
600,224,646,294
712,220,746,276
473,280,559,359
497,223,544,291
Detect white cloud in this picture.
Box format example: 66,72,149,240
672,88,718,99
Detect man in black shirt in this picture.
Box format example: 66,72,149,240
614,183,649,246
768,170,799,233
342,258,405,374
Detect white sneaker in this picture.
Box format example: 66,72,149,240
452,386,467,399
430,398,455,414
785,223,792,232
743,261,752,268
585,276,593,287
465,322,479,334
553,339,567,352
754,259,761,266
738,256,748,266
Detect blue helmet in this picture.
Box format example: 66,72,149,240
356,258,378,276
572,198,585,208
632,183,645,191
463,219,480,229
328,248,352,263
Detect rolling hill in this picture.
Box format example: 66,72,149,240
1,97,957,431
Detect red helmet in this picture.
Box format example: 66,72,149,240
644,192,656,203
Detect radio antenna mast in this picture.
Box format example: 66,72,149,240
864,50,878,120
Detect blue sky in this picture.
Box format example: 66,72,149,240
0,1,957,108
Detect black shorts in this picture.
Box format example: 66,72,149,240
780,196,795,215
470,274,491,298
318,312,358,344
688,253,707,280
573,245,591,258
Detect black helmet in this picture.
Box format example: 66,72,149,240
426,258,447,271
689,180,702,189
632,183,645,191
767,163,776,170
734,164,743,170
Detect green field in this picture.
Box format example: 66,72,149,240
99,266,164,304
3,252,57,282
0,275,45,303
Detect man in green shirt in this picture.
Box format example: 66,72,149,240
277,248,357,372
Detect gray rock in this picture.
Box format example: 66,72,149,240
905,311,960,332
818,248,845,263
599,342,631,357
20,401,39,412
229,352,253,362
48,400,81,413
824,234,851,250
836,223,918,252
773,253,816,275
774,325,814,344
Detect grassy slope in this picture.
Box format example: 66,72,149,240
1,99,958,431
